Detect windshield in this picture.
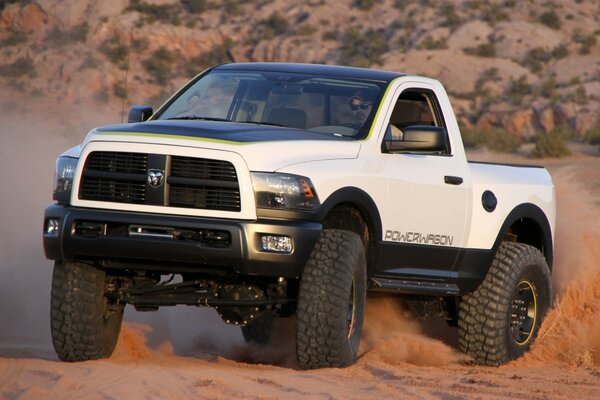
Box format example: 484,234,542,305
156,69,385,138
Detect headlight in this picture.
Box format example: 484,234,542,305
53,156,78,203
251,172,320,211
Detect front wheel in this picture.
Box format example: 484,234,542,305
458,242,552,366
50,261,124,361
296,230,366,369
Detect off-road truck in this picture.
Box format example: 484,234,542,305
44,63,555,368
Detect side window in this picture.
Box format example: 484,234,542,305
385,89,450,154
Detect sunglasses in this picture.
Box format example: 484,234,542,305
350,102,372,110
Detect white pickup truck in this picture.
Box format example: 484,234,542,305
44,63,555,369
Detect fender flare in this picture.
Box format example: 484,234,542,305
317,187,382,239
491,203,553,270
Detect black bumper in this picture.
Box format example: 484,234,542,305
43,204,322,278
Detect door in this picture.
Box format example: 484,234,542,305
377,85,469,281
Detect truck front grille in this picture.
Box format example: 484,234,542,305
79,152,241,212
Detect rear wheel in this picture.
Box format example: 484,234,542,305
296,230,366,369
458,242,552,365
51,261,124,361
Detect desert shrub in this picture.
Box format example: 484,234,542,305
128,1,181,25
339,27,388,67
506,75,531,105
574,34,597,55
0,30,27,47
584,127,600,145
113,81,127,99
539,10,561,30
185,42,233,75
94,87,109,104
419,35,447,50
322,30,337,41
522,47,552,73
79,55,100,70
297,24,317,36
222,0,240,15
484,129,523,153
551,43,568,59
0,0,19,10
353,0,375,10
99,35,129,69
459,128,483,148
460,127,522,152
439,4,461,30
531,130,571,158
259,12,288,39
539,76,558,99
463,43,495,57
0,56,36,78
46,23,88,46
143,47,177,84
180,0,208,14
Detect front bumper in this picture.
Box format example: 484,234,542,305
43,204,322,278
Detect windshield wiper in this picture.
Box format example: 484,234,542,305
238,120,287,127
167,116,232,122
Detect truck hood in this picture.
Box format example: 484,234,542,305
83,120,361,171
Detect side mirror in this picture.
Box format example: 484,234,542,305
385,125,448,153
128,106,153,123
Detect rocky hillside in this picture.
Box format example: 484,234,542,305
1,0,599,137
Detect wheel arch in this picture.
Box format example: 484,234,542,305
493,203,554,270
317,187,382,276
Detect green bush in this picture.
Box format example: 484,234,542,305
460,128,522,152
99,35,129,69
353,0,375,10
143,47,177,84
113,81,127,99
583,127,600,145
0,0,19,10
184,42,233,76
259,12,288,39
463,43,495,57
485,129,522,153
439,4,461,30
419,35,447,50
459,128,482,148
506,75,531,105
0,56,36,78
46,23,88,47
128,1,181,25
339,27,388,67
522,47,551,73
531,130,571,158
539,10,561,30
180,0,208,14
322,30,337,41
0,30,27,47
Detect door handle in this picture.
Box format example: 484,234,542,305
444,176,463,185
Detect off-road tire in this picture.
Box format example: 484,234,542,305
458,242,552,366
241,310,273,344
296,229,366,369
51,261,124,361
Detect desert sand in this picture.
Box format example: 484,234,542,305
0,115,598,399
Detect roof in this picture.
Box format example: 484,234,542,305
214,62,406,83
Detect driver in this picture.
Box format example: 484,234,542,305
348,93,373,127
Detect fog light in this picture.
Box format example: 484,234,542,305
260,235,293,253
46,219,60,236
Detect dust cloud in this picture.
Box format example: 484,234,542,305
519,164,600,367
